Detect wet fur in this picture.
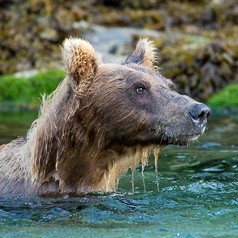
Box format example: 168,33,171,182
0,80,160,196
0,38,208,197
0,38,161,197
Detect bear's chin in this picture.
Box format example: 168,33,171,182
157,124,206,146
117,130,203,147
161,133,202,146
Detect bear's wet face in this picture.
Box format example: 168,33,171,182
88,63,210,148
0,38,211,196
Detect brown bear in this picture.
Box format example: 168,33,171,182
0,38,210,197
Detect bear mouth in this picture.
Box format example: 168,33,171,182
113,124,206,147
124,132,202,147
160,129,205,146
150,120,207,146
162,134,201,146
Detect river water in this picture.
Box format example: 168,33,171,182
0,110,238,237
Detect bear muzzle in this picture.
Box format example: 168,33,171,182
189,103,211,131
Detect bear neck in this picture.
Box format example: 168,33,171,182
28,78,161,195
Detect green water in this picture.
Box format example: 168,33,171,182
0,110,238,238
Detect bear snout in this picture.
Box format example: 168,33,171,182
189,103,211,127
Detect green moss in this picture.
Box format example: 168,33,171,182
208,84,238,108
0,69,65,104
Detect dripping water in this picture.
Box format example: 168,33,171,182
154,149,160,192
140,149,150,193
141,162,146,193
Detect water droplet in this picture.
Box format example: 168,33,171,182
154,148,160,192
141,163,146,193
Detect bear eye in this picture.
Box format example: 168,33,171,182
136,85,147,94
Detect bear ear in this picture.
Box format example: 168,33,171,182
123,38,157,69
62,38,99,92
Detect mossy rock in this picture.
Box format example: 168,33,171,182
0,0,89,75
95,0,238,30
1,0,238,77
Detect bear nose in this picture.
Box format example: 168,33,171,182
189,103,211,123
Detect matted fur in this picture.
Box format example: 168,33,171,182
0,39,159,196
0,37,209,197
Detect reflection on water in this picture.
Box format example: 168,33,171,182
0,110,238,237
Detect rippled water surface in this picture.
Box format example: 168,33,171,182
0,110,238,238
